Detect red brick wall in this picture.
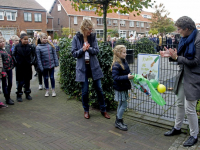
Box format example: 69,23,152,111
50,0,69,36
0,9,47,36
47,18,53,29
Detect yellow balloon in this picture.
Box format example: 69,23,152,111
157,84,166,93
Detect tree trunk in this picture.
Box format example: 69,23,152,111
103,3,108,42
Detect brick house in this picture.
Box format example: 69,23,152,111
0,0,54,41
49,0,152,38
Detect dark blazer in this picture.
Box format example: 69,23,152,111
112,59,131,91
174,31,200,100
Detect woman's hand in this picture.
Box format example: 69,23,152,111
160,47,171,57
128,73,134,79
169,48,178,60
82,45,87,52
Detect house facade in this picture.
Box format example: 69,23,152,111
0,0,53,41
49,0,152,38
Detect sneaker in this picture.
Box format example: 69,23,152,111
45,91,49,97
0,102,8,108
52,91,56,97
39,85,43,90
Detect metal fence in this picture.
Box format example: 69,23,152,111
120,42,188,123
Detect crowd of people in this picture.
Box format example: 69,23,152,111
0,15,198,148
0,30,59,108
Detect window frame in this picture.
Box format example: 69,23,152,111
129,21,134,27
96,29,103,38
120,20,126,27
34,13,42,22
0,11,4,20
136,21,140,27
141,22,144,28
107,19,112,26
58,18,60,25
74,16,77,24
113,20,118,26
57,4,61,11
97,18,103,25
6,12,16,21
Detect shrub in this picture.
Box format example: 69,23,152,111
59,38,117,110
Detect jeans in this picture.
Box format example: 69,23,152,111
43,68,55,90
81,64,106,112
2,69,12,98
117,100,127,119
17,80,30,95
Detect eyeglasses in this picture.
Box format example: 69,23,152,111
85,28,94,31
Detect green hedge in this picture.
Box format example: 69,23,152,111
59,38,117,110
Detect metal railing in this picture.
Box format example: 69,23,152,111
119,42,188,123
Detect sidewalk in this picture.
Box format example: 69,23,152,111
0,68,198,150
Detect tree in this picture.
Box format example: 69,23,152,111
67,0,153,42
148,28,158,35
107,28,119,37
150,3,176,34
61,27,76,37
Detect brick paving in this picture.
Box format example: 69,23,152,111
0,68,198,150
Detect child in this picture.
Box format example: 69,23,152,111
13,33,35,102
111,45,134,131
11,35,20,53
36,33,59,97
0,50,7,108
0,36,14,105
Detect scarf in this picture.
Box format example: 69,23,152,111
178,28,197,60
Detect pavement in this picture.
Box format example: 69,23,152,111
0,68,199,150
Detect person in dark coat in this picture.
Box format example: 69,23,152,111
13,33,35,102
111,45,134,131
71,19,110,119
0,36,14,105
161,16,200,147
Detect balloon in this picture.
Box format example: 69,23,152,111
149,79,159,89
157,84,166,93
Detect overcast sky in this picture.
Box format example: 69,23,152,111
35,0,200,23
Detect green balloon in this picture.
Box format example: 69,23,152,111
150,79,159,89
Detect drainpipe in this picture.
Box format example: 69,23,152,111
69,15,70,29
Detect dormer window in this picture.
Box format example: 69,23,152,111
57,4,61,11
6,12,16,21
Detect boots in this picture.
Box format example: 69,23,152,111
24,90,32,100
17,94,23,102
115,116,128,131
26,94,32,100
5,95,14,105
116,116,127,127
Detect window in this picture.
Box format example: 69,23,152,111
0,12,4,20
57,4,61,11
147,15,151,19
24,12,32,21
107,19,112,26
136,22,140,27
34,13,42,22
97,18,103,25
141,22,144,28
143,15,151,19
74,16,77,24
120,20,125,26
143,15,147,18
145,31,149,36
6,12,16,21
96,30,103,38
83,16,91,20
129,21,134,27
113,20,118,26
58,18,60,25
120,30,126,38
146,23,150,28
